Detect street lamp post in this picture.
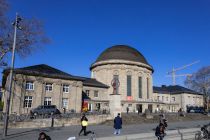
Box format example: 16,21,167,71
3,13,22,138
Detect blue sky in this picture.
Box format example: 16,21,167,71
2,0,210,86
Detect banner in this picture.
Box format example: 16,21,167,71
82,100,88,112
127,96,133,101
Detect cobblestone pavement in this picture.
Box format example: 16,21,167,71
0,120,210,140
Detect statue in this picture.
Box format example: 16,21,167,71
111,78,120,94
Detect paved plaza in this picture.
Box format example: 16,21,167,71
0,120,210,140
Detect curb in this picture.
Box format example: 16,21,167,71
80,128,200,140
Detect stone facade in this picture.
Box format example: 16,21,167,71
83,85,109,111
153,91,204,112
3,74,84,114
91,59,154,113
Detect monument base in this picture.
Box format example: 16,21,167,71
109,94,121,118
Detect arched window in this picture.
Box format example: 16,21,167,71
138,77,142,98
147,78,149,99
127,75,132,96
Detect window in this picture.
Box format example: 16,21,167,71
166,97,169,101
62,98,68,109
26,81,34,90
44,97,52,105
147,78,149,99
24,96,33,108
172,97,175,102
104,103,109,107
128,104,132,107
45,83,53,92
162,96,164,102
193,97,196,103
127,75,132,96
138,77,142,98
63,85,69,93
94,90,98,97
157,96,160,101
85,90,90,96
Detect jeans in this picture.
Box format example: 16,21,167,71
157,134,165,140
114,129,121,135
79,126,86,136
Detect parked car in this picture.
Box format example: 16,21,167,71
30,105,61,116
187,106,205,113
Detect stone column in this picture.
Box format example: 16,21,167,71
109,94,121,118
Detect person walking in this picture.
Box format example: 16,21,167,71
113,113,122,135
78,113,93,136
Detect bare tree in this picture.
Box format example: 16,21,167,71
0,0,49,67
184,66,210,110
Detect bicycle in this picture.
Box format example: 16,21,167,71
194,130,210,140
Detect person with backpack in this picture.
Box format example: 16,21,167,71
155,123,166,140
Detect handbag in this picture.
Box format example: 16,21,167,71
82,120,88,126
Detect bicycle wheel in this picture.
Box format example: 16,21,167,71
89,133,96,140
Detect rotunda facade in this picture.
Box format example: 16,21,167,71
90,45,154,113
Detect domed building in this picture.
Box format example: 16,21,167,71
1,44,203,116
90,45,154,113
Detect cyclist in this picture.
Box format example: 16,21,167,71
155,123,166,140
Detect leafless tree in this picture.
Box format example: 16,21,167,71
184,66,210,110
0,0,50,67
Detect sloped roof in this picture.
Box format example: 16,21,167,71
2,64,109,89
153,85,202,95
3,64,84,81
153,86,169,94
82,77,109,88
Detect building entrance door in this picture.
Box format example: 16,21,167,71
148,104,153,113
136,104,142,113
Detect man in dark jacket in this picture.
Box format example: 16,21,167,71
114,113,122,135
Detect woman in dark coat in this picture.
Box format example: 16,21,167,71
113,113,122,135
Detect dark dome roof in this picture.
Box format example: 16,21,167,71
95,45,149,65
